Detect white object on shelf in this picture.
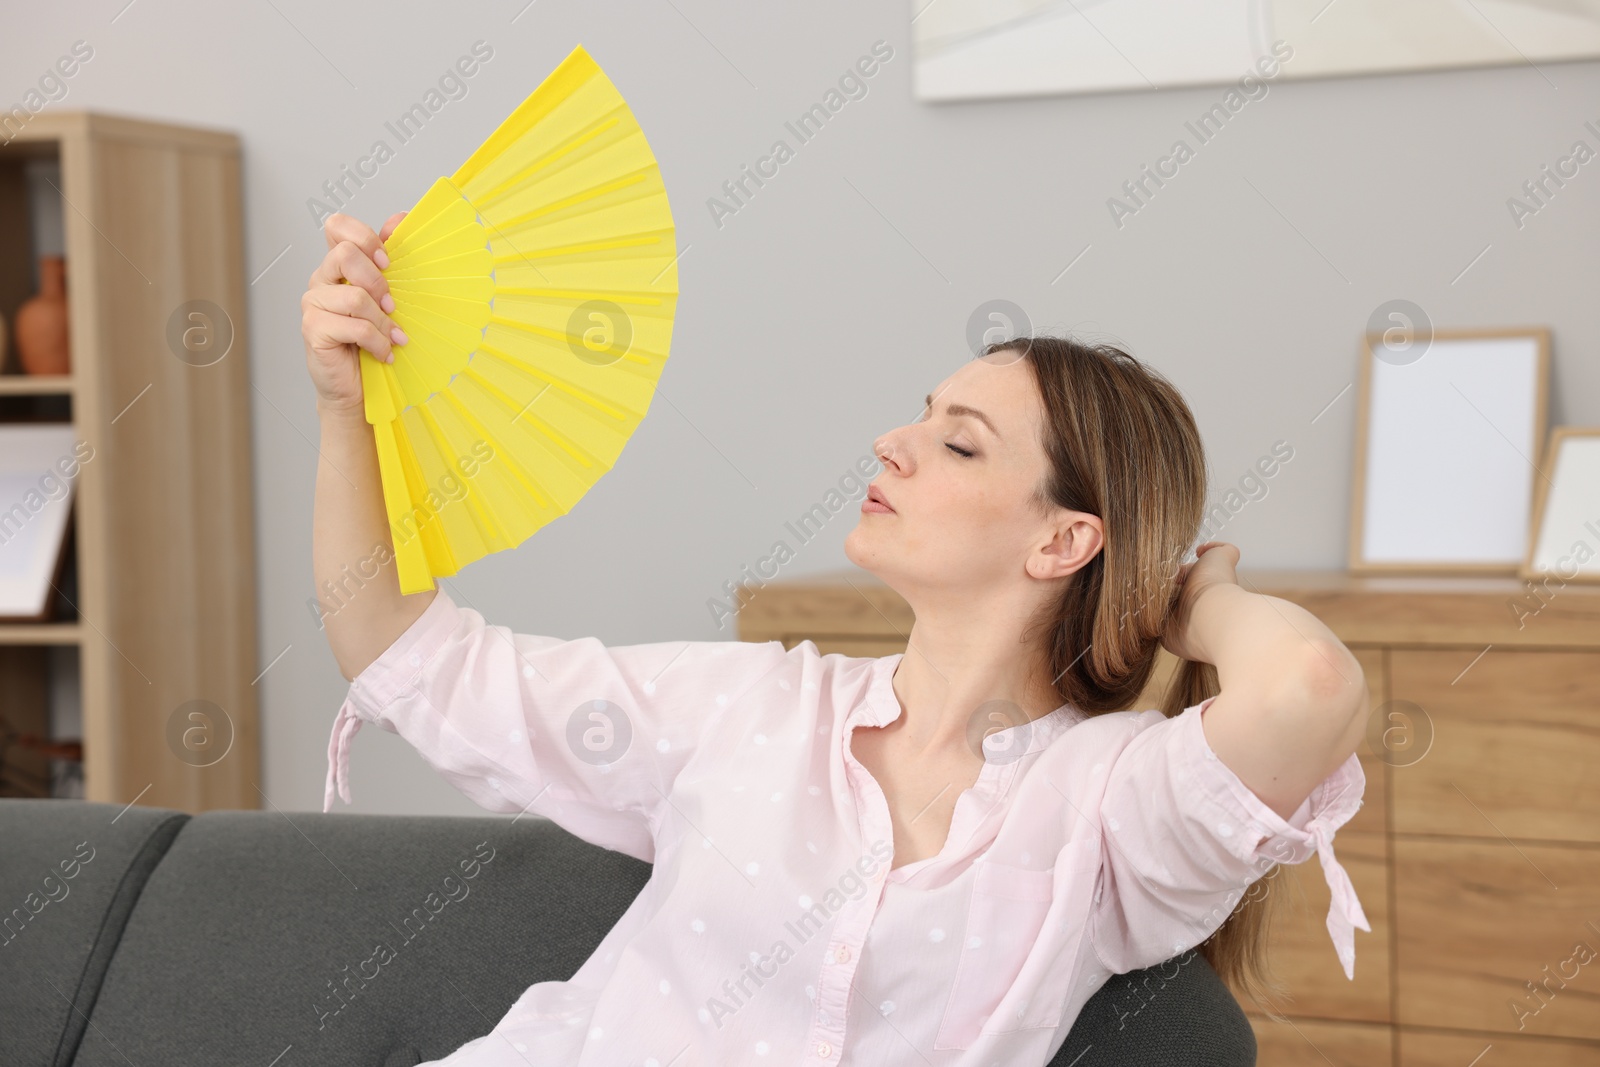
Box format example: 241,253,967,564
0,423,82,619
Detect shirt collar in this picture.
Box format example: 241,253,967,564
864,653,1086,762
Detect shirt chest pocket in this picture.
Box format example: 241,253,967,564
933,841,1098,1051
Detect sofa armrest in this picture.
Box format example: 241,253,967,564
0,799,189,1067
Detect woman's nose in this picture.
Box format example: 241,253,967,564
874,431,906,471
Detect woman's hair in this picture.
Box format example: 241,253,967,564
984,333,1290,1018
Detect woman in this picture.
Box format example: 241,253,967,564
306,210,1371,1065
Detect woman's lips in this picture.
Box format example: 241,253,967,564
863,485,894,513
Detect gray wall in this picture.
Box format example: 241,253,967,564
9,2,1596,815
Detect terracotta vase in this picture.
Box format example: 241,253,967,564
16,255,70,376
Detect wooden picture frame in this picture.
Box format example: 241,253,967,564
1520,426,1600,585
1348,326,1549,576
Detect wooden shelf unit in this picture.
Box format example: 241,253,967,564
0,110,260,812
737,568,1600,1066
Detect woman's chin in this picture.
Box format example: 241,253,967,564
844,527,875,568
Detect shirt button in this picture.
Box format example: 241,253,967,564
816,1042,832,1058
834,945,850,963
407,652,421,667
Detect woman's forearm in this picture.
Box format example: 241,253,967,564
312,396,436,680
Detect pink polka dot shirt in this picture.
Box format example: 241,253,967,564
324,588,1370,1065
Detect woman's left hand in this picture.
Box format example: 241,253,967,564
1161,541,1241,663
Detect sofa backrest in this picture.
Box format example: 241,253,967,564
0,799,1255,1066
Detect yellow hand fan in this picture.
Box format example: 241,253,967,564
360,43,678,595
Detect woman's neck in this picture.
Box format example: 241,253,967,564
884,618,1063,760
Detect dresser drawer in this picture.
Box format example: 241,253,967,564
1394,837,1600,1041
1390,649,1600,843
1399,1028,1600,1065
1248,1015,1392,1067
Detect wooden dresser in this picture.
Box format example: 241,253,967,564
736,568,1600,1066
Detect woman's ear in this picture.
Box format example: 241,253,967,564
1066,513,1104,570
1027,512,1103,580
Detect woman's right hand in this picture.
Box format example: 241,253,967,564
301,211,410,414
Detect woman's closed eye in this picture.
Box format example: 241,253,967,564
914,399,975,456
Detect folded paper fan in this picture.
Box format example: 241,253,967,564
358,43,678,595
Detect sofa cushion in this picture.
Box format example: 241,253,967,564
65,810,650,1067
1054,948,1258,1065
0,799,189,1067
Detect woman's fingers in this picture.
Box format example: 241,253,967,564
378,210,409,243
316,214,394,314
301,284,401,361
308,239,394,313
303,304,393,364
300,211,410,412
310,275,398,344
322,212,389,267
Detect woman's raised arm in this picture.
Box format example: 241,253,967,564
302,210,436,680
1086,541,1373,981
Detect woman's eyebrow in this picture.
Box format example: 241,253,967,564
924,392,1001,440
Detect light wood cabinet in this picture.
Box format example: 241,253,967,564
737,568,1600,1064
0,112,259,812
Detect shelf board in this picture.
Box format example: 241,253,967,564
0,621,83,645
0,374,74,396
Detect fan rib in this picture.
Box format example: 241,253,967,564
371,421,432,593
487,315,668,374
491,229,669,266
412,400,510,552
448,48,600,188
390,414,463,583
491,285,670,309
467,111,628,210
436,385,559,513
460,359,605,471
481,167,649,234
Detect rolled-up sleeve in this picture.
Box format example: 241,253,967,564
1088,695,1370,980
323,589,791,862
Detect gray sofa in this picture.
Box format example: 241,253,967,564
0,799,1256,1065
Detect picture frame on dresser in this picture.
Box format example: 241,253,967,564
1520,425,1600,584
1348,326,1549,576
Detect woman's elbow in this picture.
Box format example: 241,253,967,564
1299,639,1368,723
